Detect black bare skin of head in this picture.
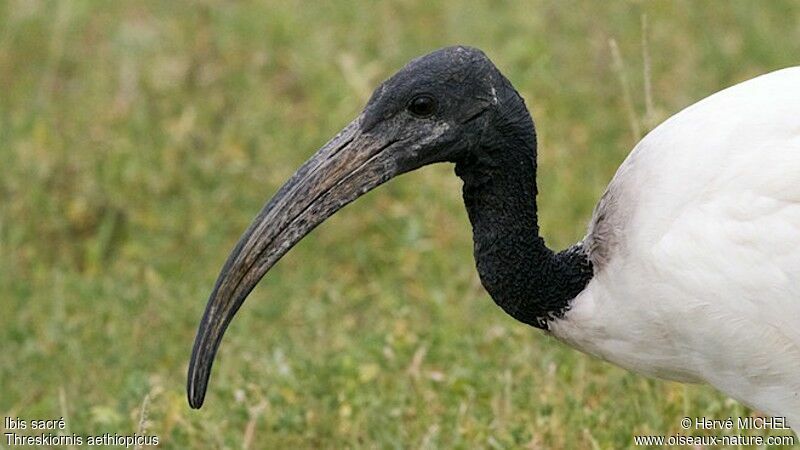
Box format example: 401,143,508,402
187,46,593,408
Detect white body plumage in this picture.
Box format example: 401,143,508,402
551,67,800,426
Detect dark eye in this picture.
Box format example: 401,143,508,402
407,95,437,118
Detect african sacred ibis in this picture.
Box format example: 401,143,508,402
187,46,800,427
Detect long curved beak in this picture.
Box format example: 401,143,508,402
187,115,404,408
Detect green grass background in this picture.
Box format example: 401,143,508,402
2,1,799,448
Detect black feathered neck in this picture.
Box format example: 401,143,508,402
454,81,593,330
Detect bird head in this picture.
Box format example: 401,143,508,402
188,46,528,408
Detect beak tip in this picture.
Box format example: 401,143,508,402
187,343,210,409
187,376,207,409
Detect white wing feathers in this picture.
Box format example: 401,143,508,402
554,67,800,423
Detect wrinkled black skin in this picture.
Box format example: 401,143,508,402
363,46,594,329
